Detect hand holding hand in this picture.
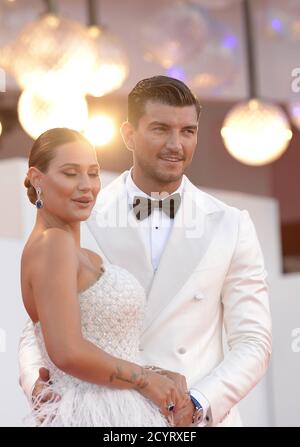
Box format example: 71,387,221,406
172,399,195,427
138,369,189,418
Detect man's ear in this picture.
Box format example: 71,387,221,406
120,121,136,152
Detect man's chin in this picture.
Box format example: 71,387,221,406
155,170,184,184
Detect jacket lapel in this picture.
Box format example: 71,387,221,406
143,178,224,332
87,172,225,333
86,172,154,291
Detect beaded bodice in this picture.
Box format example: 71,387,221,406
79,264,146,360
35,264,146,384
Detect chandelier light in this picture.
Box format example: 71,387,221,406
85,1,129,97
84,114,116,147
18,89,89,139
142,2,208,68
86,26,129,97
221,0,292,166
11,13,97,96
221,99,292,165
0,0,44,60
187,30,238,94
263,0,300,41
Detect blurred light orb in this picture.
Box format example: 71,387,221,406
221,99,293,166
263,0,300,40
86,27,129,97
0,120,2,136
191,0,242,10
143,3,208,68
187,32,238,94
18,89,89,139
11,14,97,93
0,0,44,53
288,99,300,130
84,115,115,147
166,66,186,82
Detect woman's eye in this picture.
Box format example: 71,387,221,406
89,173,99,177
64,172,77,176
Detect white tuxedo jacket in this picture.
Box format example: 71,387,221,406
19,172,272,427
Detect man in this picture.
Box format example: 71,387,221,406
19,76,272,427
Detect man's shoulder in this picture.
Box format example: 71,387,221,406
185,178,242,218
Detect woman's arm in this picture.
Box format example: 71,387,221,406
30,228,188,414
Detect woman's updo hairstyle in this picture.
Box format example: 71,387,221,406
24,128,93,205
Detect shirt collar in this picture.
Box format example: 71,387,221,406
126,167,185,203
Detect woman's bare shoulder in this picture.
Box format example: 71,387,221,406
24,228,77,264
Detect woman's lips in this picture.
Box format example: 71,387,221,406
72,199,93,208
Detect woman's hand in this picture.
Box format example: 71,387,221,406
155,369,190,409
138,369,190,418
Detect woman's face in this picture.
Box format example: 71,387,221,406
37,141,101,223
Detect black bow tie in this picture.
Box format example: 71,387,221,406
132,193,181,221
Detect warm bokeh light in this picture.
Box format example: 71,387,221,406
0,121,2,137
142,3,208,68
221,99,293,166
11,14,97,96
86,27,129,97
18,89,89,139
84,114,116,147
87,63,128,97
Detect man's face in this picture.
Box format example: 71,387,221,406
129,101,198,188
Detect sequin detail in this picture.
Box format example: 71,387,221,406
29,264,168,427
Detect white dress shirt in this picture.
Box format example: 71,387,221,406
126,169,184,272
125,169,210,425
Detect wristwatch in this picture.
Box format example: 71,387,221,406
190,394,204,425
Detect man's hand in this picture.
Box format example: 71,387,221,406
173,399,195,427
32,367,60,407
32,368,60,425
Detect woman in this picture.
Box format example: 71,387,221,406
21,128,189,427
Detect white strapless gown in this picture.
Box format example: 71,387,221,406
28,263,169,427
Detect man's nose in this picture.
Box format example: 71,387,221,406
166,131,183,150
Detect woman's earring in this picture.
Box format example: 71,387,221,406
35,187,43,209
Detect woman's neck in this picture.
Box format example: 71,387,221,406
34,212,81,247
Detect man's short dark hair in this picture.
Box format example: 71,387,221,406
128,75,202,127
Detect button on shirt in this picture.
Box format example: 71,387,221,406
125,170,210,425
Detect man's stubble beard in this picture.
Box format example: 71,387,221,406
137,156,184,187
